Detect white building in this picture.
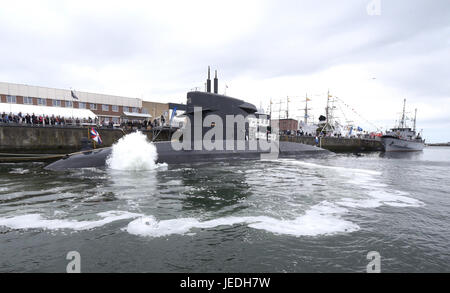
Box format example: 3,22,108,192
0,81,149,123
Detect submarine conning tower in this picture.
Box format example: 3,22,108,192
185,68,261,142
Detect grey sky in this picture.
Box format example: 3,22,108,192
0,0,449,142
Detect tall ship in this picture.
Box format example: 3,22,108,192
381,99,425,152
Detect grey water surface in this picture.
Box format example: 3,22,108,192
0,147,449,272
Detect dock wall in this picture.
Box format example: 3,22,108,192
0,125,172,153
280,135,384,152
0,125,384,154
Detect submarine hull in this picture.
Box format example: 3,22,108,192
44,141,331,171
45,87,332,172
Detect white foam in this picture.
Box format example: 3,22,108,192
336,198,382,208
0,211,141,231
340,171,424,209
368,190,424,207
282,160,381,176
164,180,183,186
9,168,30,174
106,132,161,171
126,202,359,238
127,216,202,237
281,159,425,210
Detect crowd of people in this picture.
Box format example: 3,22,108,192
1,112,97,126
119,114,167,130
1,112,170,131
281,129,315,136
281,128,380,140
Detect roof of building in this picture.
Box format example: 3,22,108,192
0,81,142,107
121,111,152,119
0,103,97,119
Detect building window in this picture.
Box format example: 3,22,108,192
23,97,33,104
142,108,149,114
53,100,61,107
112,117,119,123
90,103,97,110
79,102,86,109
66,101,73,107
37,98,46,106
132,107,138,113
102,104,109,111
7,95,16,103
112,105,119,112
123,106,129,113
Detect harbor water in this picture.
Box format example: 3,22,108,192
0,138,449,272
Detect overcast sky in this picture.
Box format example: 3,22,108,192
0,0,448,142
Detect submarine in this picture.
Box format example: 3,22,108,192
45,68,330,171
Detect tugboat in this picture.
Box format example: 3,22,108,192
381,99,425,152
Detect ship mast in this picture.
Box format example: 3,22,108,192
326,90,330,123
413,108,417,132
305,93,308,124
400,98,406,128
304,93,312,125
323,90,334,133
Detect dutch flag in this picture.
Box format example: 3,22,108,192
90,128,102,144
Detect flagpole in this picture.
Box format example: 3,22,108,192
305,93,308,125
70,88,72,122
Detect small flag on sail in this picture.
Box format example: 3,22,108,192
71,90,79,100
90,128,102,144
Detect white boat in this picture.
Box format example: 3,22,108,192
381,99,425,152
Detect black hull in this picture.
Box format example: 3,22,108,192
44,141,331,171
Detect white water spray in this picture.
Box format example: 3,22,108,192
106,132,160,171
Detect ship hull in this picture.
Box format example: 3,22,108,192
44,141,331,171
381,137,425,152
